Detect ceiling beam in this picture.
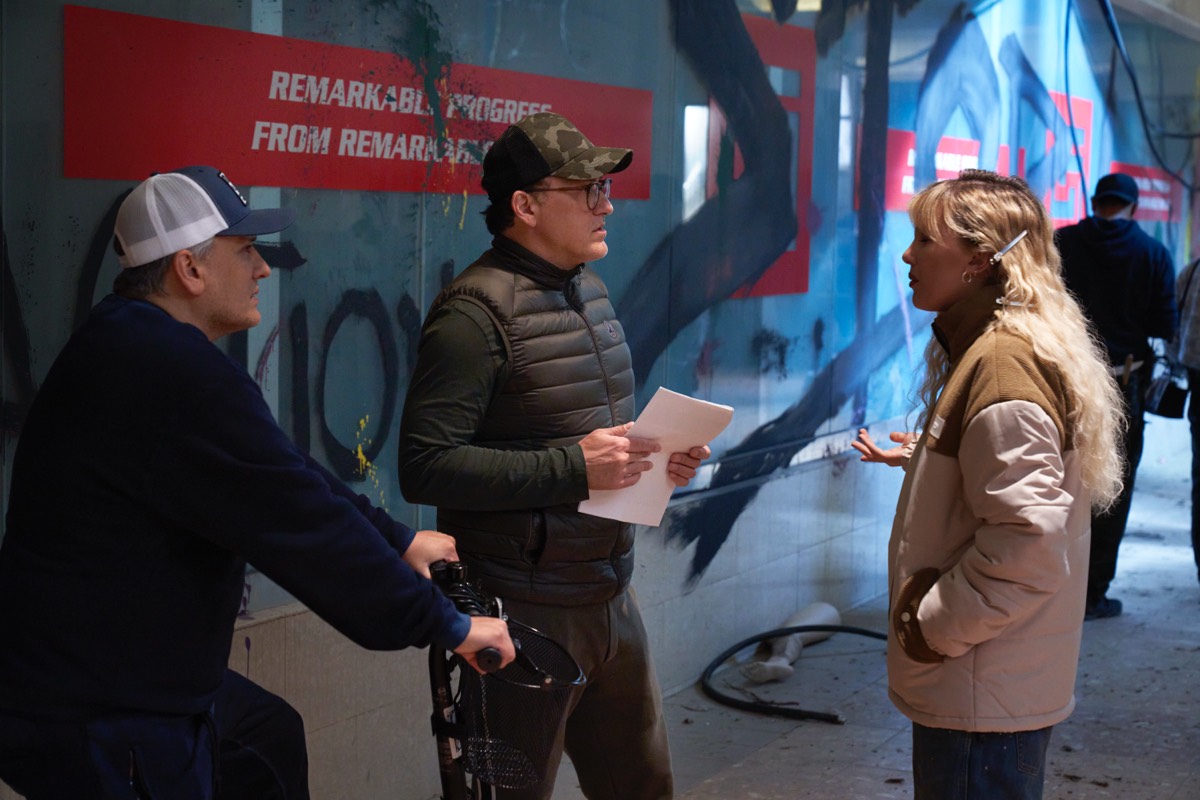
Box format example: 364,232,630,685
1112,0,1200,42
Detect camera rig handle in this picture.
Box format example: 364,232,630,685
431,560,503,672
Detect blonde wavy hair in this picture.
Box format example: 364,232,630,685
908,169,1124,510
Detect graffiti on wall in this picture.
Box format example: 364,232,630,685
661,0,1186,582
1,0,1189,588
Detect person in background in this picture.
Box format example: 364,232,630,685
399,112,710,800
1056,172,1177,620
0,166,513,800
853,170,1123,799
1172,253,1200,587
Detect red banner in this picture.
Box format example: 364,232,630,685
63,5,653,197
883,130,981,211
714,15,815,297
1110,161,1184,223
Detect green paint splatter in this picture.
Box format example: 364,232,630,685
372,0,456,171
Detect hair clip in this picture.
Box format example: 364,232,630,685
989,229,1028,265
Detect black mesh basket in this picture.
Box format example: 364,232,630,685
457,619,585,789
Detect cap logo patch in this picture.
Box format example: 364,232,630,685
218,171,248,207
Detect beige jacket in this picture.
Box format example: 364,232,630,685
887,287,1091,733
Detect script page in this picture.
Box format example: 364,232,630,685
579,387,733,526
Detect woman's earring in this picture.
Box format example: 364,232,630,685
961,270,974,285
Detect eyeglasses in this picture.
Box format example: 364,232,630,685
526,178,612,210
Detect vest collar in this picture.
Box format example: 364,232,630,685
932,284,1004,362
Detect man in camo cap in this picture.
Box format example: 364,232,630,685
400,112,710,799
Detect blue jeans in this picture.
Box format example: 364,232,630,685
912,722,1053,800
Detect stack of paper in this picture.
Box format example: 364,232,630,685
579,387,733,526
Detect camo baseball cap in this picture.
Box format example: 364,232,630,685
481,112,633,202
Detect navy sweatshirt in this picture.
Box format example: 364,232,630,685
0,295,469,720
1056,216,1177,363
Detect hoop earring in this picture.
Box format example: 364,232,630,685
961,270,974,285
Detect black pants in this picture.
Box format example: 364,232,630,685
1189,368,1200,580
0,670,308,800
1087,367,1146,606
495,590,673,800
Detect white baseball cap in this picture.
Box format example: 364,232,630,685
113,166,295,268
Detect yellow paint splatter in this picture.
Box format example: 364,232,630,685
459,188,469,231
353,415,387,509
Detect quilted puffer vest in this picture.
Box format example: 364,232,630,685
428,238,636,605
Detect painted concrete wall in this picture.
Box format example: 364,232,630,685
2,0,1198,797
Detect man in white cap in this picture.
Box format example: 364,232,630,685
0,166,513,799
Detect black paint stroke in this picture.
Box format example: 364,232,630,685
73,191,129,332
625,0,928,585
290,302,311,452
1,229,36,436
999,34,1077,200
914,5,1000,190
667,304,931,581
395,292,423,377
853,0,903,342
316,289,400,481
823,0,917,433
618,0,797,385
770,0,799,24
258,241,308,272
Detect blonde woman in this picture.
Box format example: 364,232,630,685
853,169,1123,799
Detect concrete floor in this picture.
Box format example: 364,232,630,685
1,417,1192,800
553,414,1200,799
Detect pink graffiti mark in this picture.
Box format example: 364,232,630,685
254,324,281,385
695,339,721,394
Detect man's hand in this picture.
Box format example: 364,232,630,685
453,616,516,673
580,422,661,490
402,530,459,578
850,428,916,468
666,445,711,487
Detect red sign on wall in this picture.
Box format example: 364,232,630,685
1111,161,1183,223
63,5,653,197
703,15,815,297
1045,91,1093,224
880,88,1181,226
883,130,981,211
739,16,815,297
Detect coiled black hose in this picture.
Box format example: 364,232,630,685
700,624,887,725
